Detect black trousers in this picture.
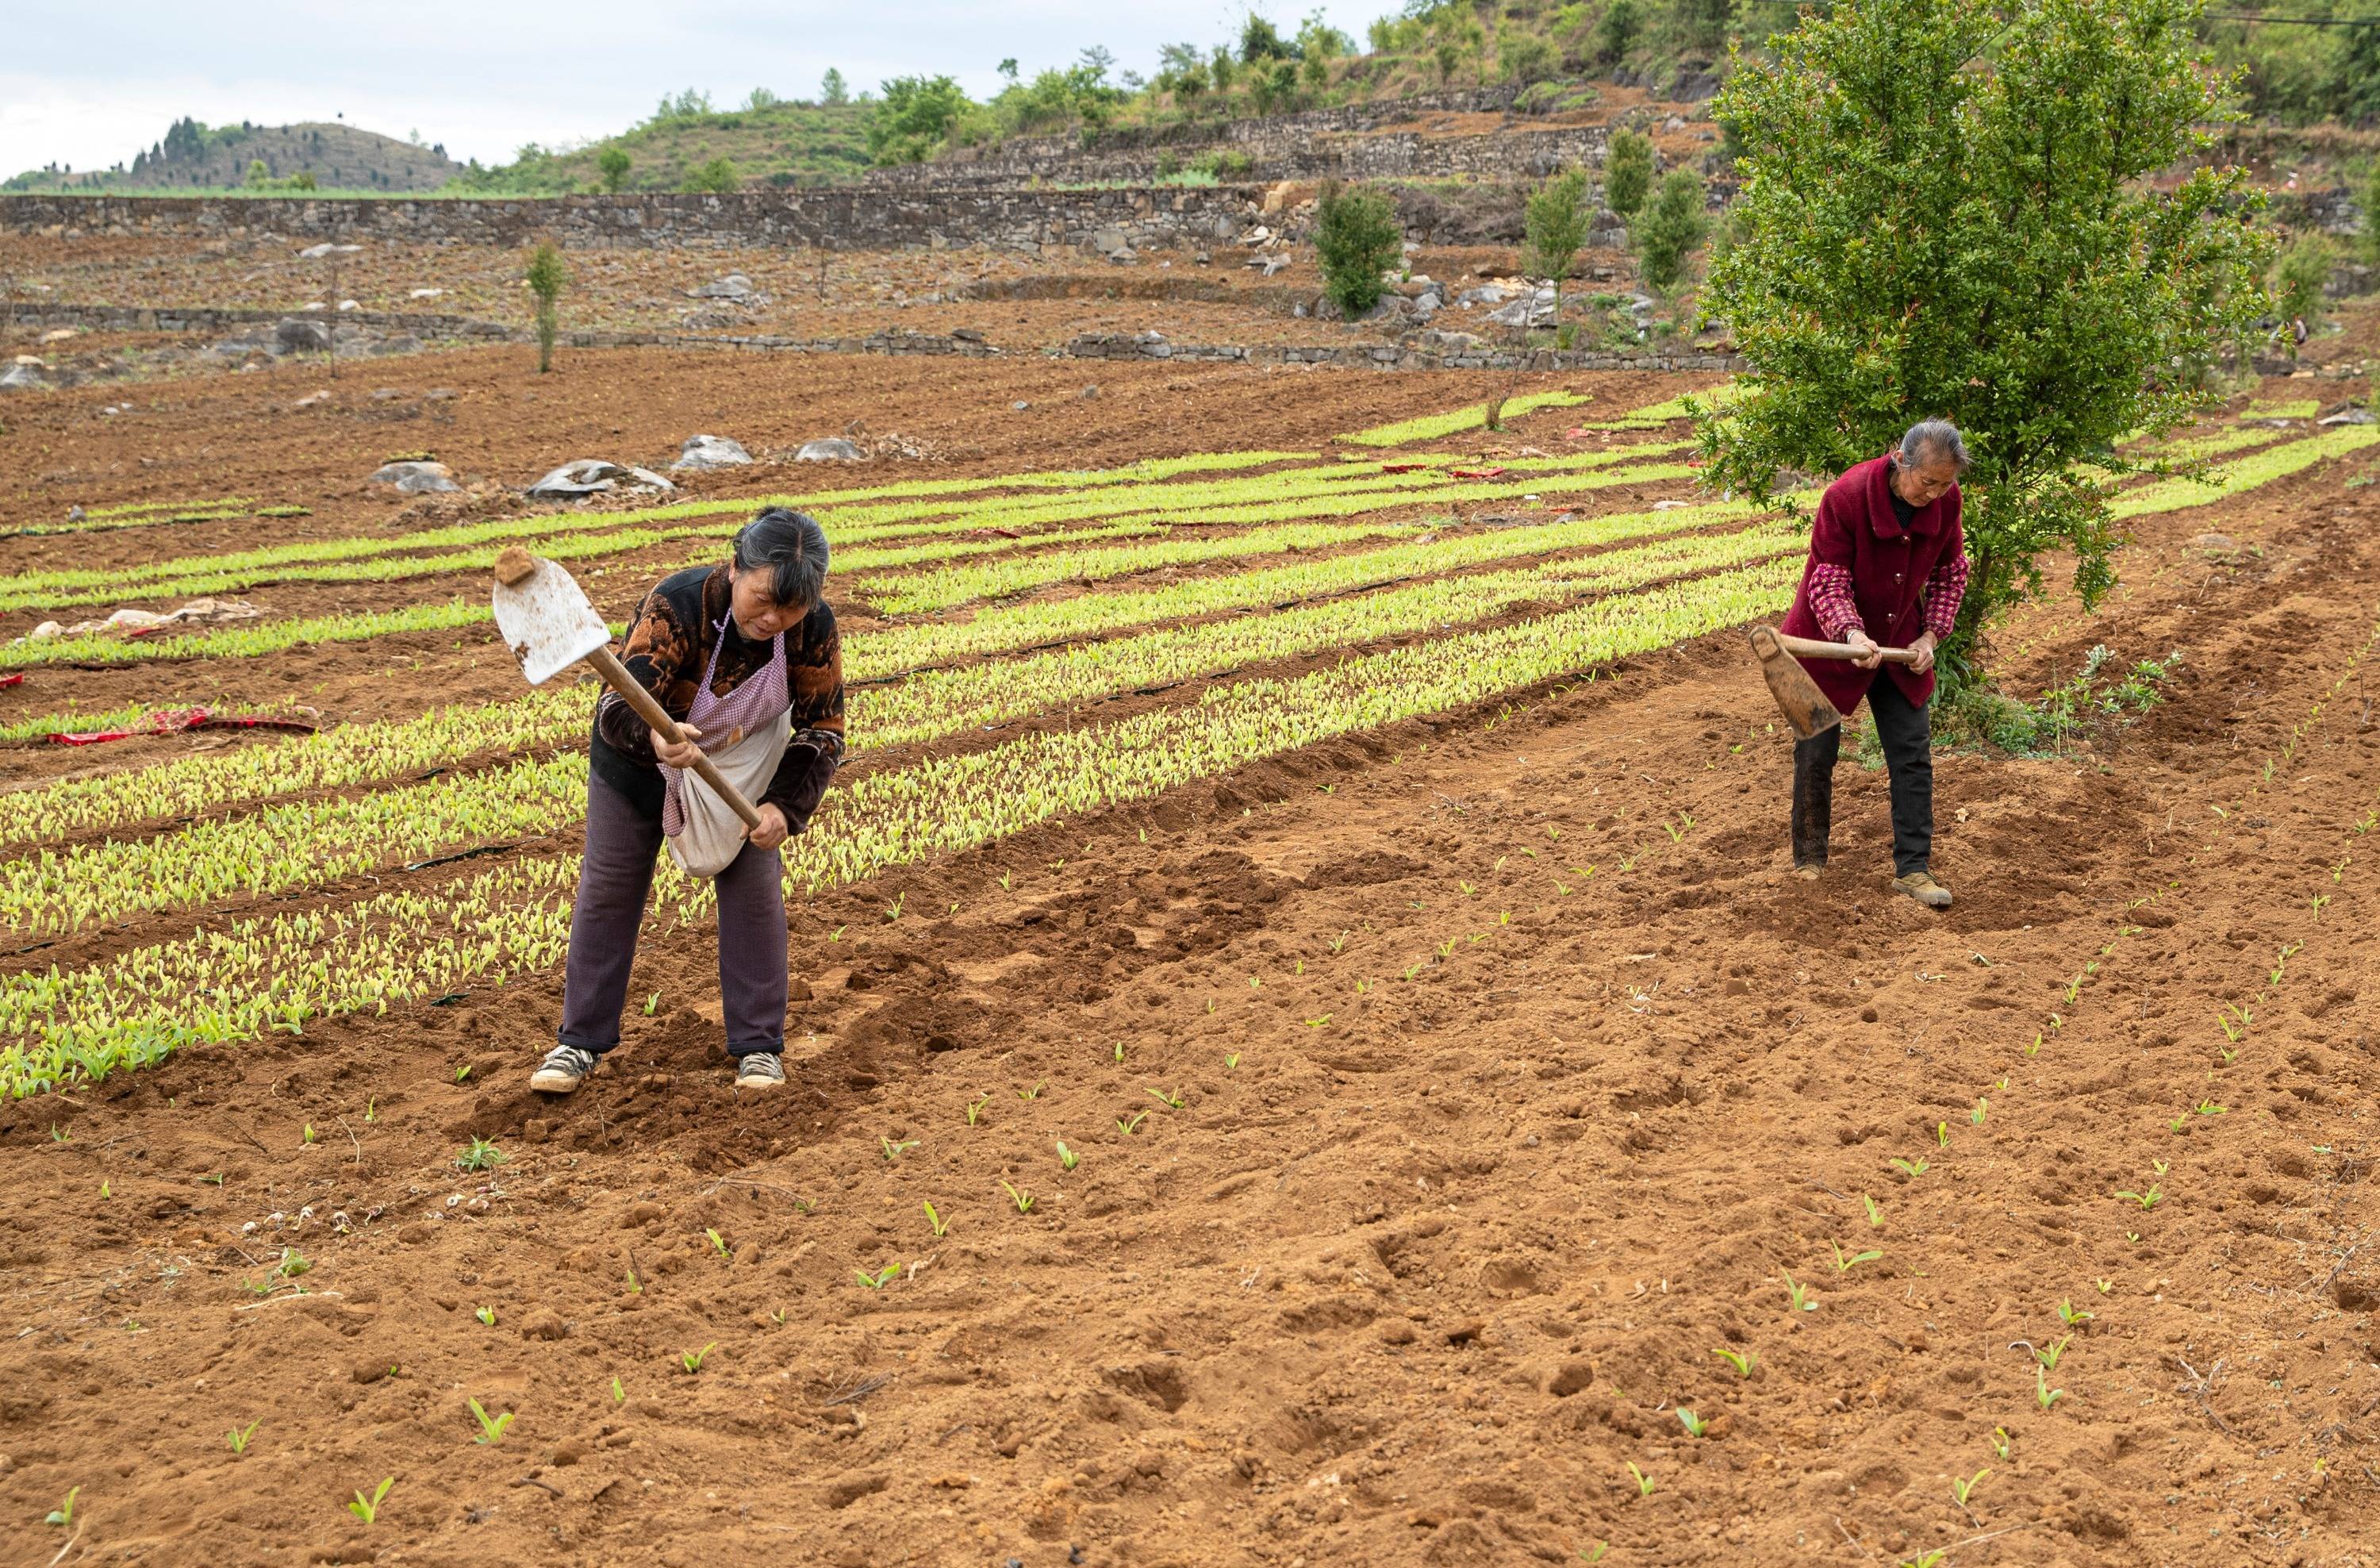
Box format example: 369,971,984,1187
1792,672,1933,876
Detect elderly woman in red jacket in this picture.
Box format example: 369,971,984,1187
1781,419,1971,909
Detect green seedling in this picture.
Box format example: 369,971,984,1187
1294,959,1306,975
705,1228,728,1259
1782,1271,1818,1312
1224,1053,1241,1069
854,1263,900,1290
611,1376,625,1405
881,1136,919,1163
2026,1031,2043,1057
2036,1365,2065,1411
1147,1086,1184,1109
2036,1335,2071,1370
1711,1347,1757,1378
1988,1426,2011,1460
1971,1097,1988,1125
1891,1157,1929,1178
474,1305,496,1327
302,1123,318,1145
228,1419,260,1454
2152,1159,2169,1176
1111,1042,1126,1063
771,1308,787,1326
2094,1278,2113,1293
1951,1466,1989,1507
644,991,661,1016
1249,974,1263,990
347,1477,393,1526
1901,1554,1947,1568
44,1485,79,1527
362,1097,377,1124
1017,1082,1043,1101
49,1123,69,1143
965,1092,990,1126
2114,1185,2162,1210
202,1172,226,1186
923,1201,950,1237
1580,1545,1606,1563
884,892,905,922
1862,1193,1884,1228
1676,1408,1708,1438
1936,1120,1951,1148
1625,1462,1654,1498
1057,1140,1079,1171
467,1397,514,1444
454,1064,471,1083
1116,1111,1147,1135
276,1247,309,1278
2197,1100,2228,1116
828,924,846,941
1831,1242,1883,1274
455,1136,506,1172
1403,963,1425,981
625,1265,642,1295
2167,1115,2189,1132
1001,1180,1036,1214
98,1179,112,1199
680,1343,715,1374
1303,1014,1332,1028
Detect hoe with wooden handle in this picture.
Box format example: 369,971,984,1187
491,545,763,832
1746,625,1921,742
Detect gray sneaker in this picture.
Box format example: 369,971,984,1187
530,1044,598,1094
734,1051,786,1090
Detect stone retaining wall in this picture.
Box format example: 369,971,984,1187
863,125,1611,189
0,186,1267,256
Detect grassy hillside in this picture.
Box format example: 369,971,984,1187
451,93,874,194
5,117,464,193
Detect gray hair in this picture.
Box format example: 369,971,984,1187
1898,419,1970,473
732,507,830,606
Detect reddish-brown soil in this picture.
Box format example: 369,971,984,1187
0,324,2377,1566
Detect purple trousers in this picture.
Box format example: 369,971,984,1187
559,771,789,1059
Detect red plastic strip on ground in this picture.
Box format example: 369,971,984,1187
46,707,317,747
0,674,20,688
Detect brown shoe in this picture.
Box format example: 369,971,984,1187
1894,870,1952,909
1793,863,1822,881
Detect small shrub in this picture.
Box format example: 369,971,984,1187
1603,129,1654,220
1314,182,1403,317
597,147,631,193
525,242,566,375
687,156,740,194
1633,169,1707,290
1525,166,1593,285
1595,0,1644,64
2273,234,2335,332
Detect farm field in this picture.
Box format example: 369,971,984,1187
0,338,2376,1566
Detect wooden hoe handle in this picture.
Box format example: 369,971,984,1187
584,646,766,831
1774,632,1922,667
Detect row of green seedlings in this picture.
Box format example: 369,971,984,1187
0,500,1779,848
0,555,1803,944
0,441,1685,616
0,561,1803,1093
2,496,309,539
0,467,1723,679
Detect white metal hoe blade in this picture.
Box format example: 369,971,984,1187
491,555,613,686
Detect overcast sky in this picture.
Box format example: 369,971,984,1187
3,1,1381,178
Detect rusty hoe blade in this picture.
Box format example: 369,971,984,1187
1748,624,1842,742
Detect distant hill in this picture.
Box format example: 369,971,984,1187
5,117,466,194
451,94,875,194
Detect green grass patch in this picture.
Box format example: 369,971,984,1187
1338,390,1594,448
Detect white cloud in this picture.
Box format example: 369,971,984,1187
2,1,1374,178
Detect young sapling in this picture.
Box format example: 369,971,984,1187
1782,1271,1818,1312
347,1478,394,1525
45,1485,79,1527
474,1305,496,1327
1711,1347,1757,1378
923,1201,950,1237
228,1419,261,1454
1057,1140,1078,1171
854,1263,900,1290
1625,1462,1654,1498
2036,1365,2065,1410
1676,1408,1708,1437
1830,1241,1882,1274
467,1397,514,1444
1001,1180,1036,1213
1951,1467,1989,1507
455,1136,507,1172
681,1343,716,1373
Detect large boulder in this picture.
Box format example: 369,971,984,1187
686,273,758,300
1486,287,1559,328
0,361,45,393
674,434,753,471
370,459,459,494
527,459,676,498
793,438,863,463
274,318,331,353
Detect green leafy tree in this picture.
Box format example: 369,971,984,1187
1314,181,1403,317
1502,34,1556,83
1524,166,1593,285
1674,0,1735,52
869,75,973,164
1696,0,2273,692
525,242,566,375
1242,14,1297,61
2273,234,2336,332
1602,129,1653,218
1633,169,1706,289
687,156,740,193
820,67,850,105
1595,0,1645,63
597,146,631,193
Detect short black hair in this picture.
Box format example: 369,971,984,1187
732,508,829,606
